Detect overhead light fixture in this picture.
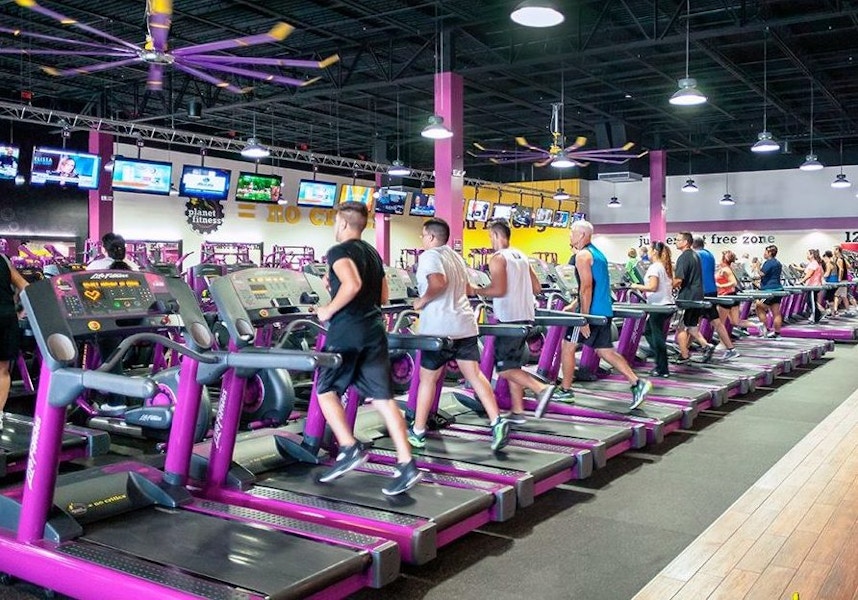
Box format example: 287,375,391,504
607,196,622,208
14,174,25,186
751,131,780,153
719,193,735,206
510,0,565,28
832,140,851,188
388,160,411,177
169,184,179,197
241,137,270,160
103,156,115,172
799,81,822,172
720,149,735,206
553,188,570,201
550,152,575,169
751,30,780,153
669,1,707,106
421,114,453,140
681,178,699,193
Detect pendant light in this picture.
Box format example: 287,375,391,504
241,113,270,160
388,89,412,176
422,21,453,140
553,187,570,201
681,150,698,193
832,140,851,188
751,29,780,153
720,150,735,206
607,183,621,207
800,82,823,171
510,0,565,28
669,0,707,106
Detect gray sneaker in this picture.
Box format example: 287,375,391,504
534,384,557,419
630,379,652,410
382,460,423,496
504,412,528,425
490,417,510,451
319,443,368,483
701,344,716,363
724,348,740,360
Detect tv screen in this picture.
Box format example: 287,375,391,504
375,187,408,215
552,210,570,228
235,172,283,203
297,179,337,208
30,147,100,189
492,204,514,221
111,157,173,195
534,207,554,226
572,212,587,223
466,199,491,222
512,205,533,227
339,184,374,209
409,192,435,217
0,144,20,180
179,166,231,200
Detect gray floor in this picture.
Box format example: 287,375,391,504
0,345,854,600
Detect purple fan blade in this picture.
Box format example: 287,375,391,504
17,0,140,52
173,22,294,56
147,63,164,91
173,61,247,94
183,53,340,70
41,56,141,77
183,58,318,87
0,26,127,51
0,49,131,56
146,0,172,52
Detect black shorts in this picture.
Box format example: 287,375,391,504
564,318,614,349
760,295,782,306
316,333,394,400
825,288,837,302
680,308,703,328
717,297,741,308
0,315,21,361
494,333,530,372
421,335,481,371
703,305,720,322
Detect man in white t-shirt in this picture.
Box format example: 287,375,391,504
410,218,510,452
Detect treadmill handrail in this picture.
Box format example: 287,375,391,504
388,333,451,352
675,299,712,309
477,324,531,337
533,309,587,327
612,302,676,314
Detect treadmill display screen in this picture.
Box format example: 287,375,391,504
73,273,155,315
553,264,578,294
528,258,552,286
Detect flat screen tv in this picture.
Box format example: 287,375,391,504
296,179,337,208
235,172,283,203
0,144,20,180
30,147,100,189
375,187,408,215
552,210,570,228
409,192,435,217
571,212,587,223
111,157,173,195
512,205,533,227
491,203,514,221
534,207,554,227
339,184,374,208
179,165,231,200
466,199,491,222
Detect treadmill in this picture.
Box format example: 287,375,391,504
0,269,396,599
191,267,514,566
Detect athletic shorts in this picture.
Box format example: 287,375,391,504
836,286,848,298
493,322,532,372
0,315,21,362
761,295,782,306
703,305,720,322
716,297,741,308
316,331,394,400
679,307,703,329
421,335,481,371
564,318,614,349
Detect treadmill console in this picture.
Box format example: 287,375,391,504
384,266,411,303
607,263,629,287
528,258,554,288
553,264,579,295
466,267,491,290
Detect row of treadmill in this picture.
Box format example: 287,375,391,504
0,252,847,600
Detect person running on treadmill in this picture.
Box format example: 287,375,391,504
832,247,852,317
798,249,825,323
673,232,710,364
409,217,510,450
691,237,740,360
477,220,557,421
553,220,651,411
0,252,28,430
630,241,674,378
755,244,784,338
314,201,421,496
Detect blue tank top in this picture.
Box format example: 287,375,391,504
586,243,613,317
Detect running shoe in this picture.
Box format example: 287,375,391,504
701,344,716,363
534,384,557,419
407,427,426,449
382,460,423,496
723,348,740,360
766,332,781,339
553,387,576,402
630,379,652,410
318,443,368,483
490,417,510,451
504,412,528,425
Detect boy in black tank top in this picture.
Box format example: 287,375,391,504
314,202,421,496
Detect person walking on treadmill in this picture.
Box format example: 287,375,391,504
755,244,784,338
313,201,421,496
0,252,28,430
554,220,651,411
409,217,510,450
477,220,557,421
673,232,711,363
691,237,740,360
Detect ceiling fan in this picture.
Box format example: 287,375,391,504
1,0,339,94
469,103,647,168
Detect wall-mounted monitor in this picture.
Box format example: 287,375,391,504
466,199,491,222
111,157,173,195
30,147,101,189
0,144,20,180
179,165,231,200
339,184,374,209
235,172,283,203
571,212,587,223
409,192,435,217
374,187,408,215
297,179,338,208
552,210,570,228
491,203,514,221
534,207,554,227
512,205,533,227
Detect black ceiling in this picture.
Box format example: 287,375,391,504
2,0,858,181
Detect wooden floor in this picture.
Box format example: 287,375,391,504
633,386,858,600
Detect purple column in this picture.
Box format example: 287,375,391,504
88,131,113,240
373,172,390,264
433,71,464,253
649,150,667,243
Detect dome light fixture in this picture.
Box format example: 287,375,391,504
751,130,780,153
388,160,411,177
681,178,699,193
719,193,735,206
421,114,453,140
510,0,565,28
832,141,851,188
607,196,621,208
241,137,270,160
669,1,707,107
799,153,823,172
750,30,780,153
103,156,116,172
550,152,575,169
553,188,570,201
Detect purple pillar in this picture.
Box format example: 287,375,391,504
373,172,391,264
433,71,464,253
88,131,113,240
649,150,667,243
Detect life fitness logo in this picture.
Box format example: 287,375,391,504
26,415,41,490
185,198,224,234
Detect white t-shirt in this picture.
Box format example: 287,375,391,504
643,262,673,305
492,247,536,322
415,245,479,339
86,257,141,271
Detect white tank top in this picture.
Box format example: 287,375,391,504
492,247,536,322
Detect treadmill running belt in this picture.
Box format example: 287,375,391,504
83,507,368,599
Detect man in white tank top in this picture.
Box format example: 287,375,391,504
478,220,556,422
409,218,510,451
